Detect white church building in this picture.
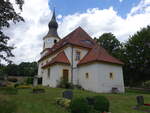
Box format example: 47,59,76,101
37,11,125,93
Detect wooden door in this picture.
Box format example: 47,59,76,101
63,69,69,82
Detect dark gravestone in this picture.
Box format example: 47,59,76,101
62,90,73,99
136,96,144,106
32,88,45,94
134,96,150,112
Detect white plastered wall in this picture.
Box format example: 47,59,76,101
78,62,125,93
38,52,60,78
78,63,99,92
44,37,59,49
42,64,71,87
96,63,125,93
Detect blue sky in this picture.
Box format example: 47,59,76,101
49,0,141,18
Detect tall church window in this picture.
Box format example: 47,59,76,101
48,68,50,79
75,51,81,61
109,72,114,80
85,73,89,79
43,42,45,49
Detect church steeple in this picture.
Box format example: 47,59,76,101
42,9,60,50
44,9,59,38
48,9,58,29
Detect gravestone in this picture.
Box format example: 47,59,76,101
32,88,45,94
136,96,144,106
62,90,73,99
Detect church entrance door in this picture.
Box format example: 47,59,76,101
63,69,69,82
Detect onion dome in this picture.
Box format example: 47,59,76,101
44,9,59,39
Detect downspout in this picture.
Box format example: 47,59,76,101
71,45,73,84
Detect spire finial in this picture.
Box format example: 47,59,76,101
45,7,59,38
48,8,58,29
52,7,56,20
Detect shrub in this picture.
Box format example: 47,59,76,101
142,81,150,88
74,85,82,89
0,87,18,95
70,97,92,113
26,77,33,84
33,85,45,89
0,99,17,113
92,96,109,112
56,97,71,108
14,83,19,88
32,87,45,94
57,78,74,89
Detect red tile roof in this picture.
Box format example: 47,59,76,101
78,45,124,65
39,26,124,66
42,51,70,68
39,27,96,62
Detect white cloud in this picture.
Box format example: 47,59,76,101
58,2,150,41
119,0,123,2
3,0,51,64
3,0,150,64
57,14,63,19
129,0,150,16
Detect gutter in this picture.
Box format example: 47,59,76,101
71,44,73,83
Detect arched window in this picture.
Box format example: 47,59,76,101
43,42,45,49
109,72,114,80
85,73,89,79
48,68,50,79
54,39,57,44
75,51,81,61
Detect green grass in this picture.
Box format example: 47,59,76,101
0,87,150,113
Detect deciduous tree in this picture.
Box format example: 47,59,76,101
123,26,150,86
0,0,24,64
95,33,123,59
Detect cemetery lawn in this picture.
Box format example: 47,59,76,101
1,87,150,113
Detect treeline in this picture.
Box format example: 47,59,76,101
95,26,150,87
0,62,38,77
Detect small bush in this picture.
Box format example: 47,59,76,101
142,81,150,88
74,85,82,89
56,97,71,108
14,83,19,88
93,96,109,112
33,85,45,89
57,78,74,89
0,99,17,113
32,88,45,94
26,77,33,84
0,87,18,95
70,97,92,113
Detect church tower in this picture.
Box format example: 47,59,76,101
43,10,60,50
